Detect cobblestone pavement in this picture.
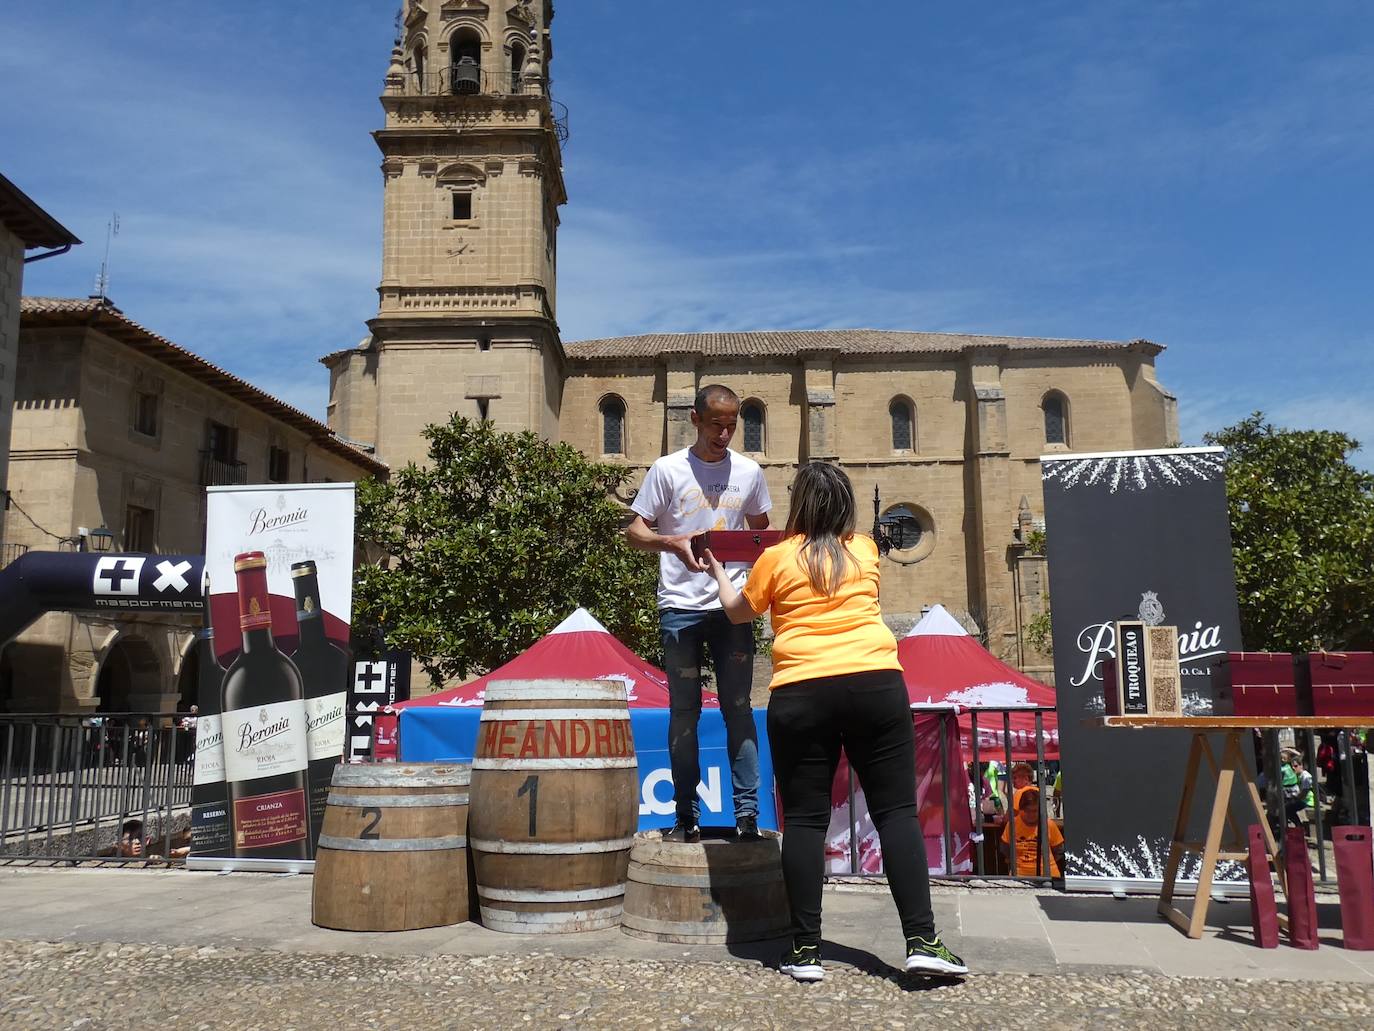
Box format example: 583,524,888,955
3,939,1373,1031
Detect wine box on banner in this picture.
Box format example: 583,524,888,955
1103,622,1181,717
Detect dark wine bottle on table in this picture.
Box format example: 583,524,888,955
290,560,349,844
221,551,311,861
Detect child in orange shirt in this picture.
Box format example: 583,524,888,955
1001,787,1065,877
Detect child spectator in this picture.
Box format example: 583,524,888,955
1001,787,1064,878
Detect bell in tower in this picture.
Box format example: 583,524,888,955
323,1,568,469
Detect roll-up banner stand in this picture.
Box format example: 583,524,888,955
1041,448,1246,894
189,483,355,873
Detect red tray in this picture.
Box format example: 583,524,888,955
691,530,785,563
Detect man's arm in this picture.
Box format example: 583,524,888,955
745,511,770,530
624,515,704,573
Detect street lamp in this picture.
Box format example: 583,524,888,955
88,525,115,553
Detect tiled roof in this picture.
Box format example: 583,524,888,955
564,329,1160,360
20,297,387,477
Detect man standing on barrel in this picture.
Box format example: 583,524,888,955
626,385,772,842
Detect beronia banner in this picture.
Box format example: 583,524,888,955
190,482,355,872
1041,448,1244,892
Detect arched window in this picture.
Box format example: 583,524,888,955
600,395,626,455
451,29,482,94
412,45,426,90
741,400,765,454
889,398,915,452
510,42,526,92
1042,392,1068,446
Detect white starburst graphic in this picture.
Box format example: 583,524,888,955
1043,451,1225,494
1066,835,1245,882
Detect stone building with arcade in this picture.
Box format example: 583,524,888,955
1,298,385,714
322,2,1180,678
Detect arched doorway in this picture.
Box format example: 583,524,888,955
95,636,162,714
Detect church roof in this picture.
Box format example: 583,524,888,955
564,329,1161,361
21,296,388,477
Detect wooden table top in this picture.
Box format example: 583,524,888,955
1093,716,1374,730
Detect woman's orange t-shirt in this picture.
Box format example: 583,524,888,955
741,533,902,689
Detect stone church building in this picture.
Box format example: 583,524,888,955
324,1,1179,677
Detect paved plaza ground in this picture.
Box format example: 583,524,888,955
1,867,1373,1028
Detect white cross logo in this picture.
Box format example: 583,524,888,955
93,557,146,596
152,560,192,594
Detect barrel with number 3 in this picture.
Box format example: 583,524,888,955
468,679,638,932
311,762,472,931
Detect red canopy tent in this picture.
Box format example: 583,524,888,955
390,607,718,709
898,605,1059,760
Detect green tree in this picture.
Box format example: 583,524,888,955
354,416,660,686
1205,413,1374,651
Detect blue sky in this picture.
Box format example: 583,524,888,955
5,2,1372,462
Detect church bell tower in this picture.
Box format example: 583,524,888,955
325,1,567,468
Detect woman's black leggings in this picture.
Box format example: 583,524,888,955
767,668,935,945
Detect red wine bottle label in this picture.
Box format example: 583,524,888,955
193,714,225,786
232,788,308,850
222,699,309,782
305,692,347,761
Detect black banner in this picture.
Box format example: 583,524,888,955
347,651,411,761
1042,448,1244,889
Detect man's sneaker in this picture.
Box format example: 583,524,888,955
904,934,969,976
735,816,761,840
663,821,700,844
779,942,824,982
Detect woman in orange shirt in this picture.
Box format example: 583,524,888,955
705,462,967,982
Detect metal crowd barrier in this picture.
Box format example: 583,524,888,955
830,706,1059,884
0,713,195,863
831,708,1357,886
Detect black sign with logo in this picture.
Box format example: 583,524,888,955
346,651,412,760
1041,448,1244,889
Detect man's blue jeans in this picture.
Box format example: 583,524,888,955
659,607,760,823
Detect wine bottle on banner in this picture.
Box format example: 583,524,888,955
190,619,231,857
221,551,312,861
290,559,349,845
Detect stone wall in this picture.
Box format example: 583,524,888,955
0,225,23,542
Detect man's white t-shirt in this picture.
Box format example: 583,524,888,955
631,448,772,611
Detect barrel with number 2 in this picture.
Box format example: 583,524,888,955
468,679,638,932
311,762,472,931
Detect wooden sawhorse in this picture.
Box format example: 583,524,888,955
1157,729,1287,938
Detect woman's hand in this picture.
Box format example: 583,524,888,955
704,548,760,625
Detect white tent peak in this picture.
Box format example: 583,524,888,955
905,604,969,638
549,608,609,635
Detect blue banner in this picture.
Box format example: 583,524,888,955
399,706,778,831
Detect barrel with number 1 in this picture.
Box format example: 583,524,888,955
468,679,638,932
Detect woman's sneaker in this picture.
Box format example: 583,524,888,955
904,935,969,976
779,942,824,982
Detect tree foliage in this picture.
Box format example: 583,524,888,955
1205,413,1374,651
354,416,660,686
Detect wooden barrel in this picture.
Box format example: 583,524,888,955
621,828,791,944
311,762,471,931
468,678,638,933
